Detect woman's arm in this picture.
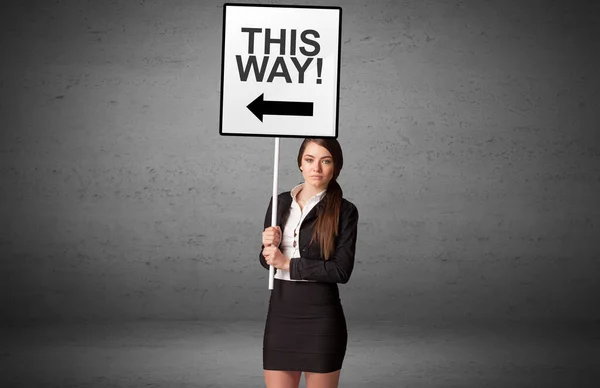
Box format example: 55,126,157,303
288,201,359,284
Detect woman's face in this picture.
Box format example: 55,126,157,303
300,142,334,191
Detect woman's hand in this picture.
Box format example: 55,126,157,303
262,226,282,247
262,246,291,271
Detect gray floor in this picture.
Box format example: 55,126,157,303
2,320,599,388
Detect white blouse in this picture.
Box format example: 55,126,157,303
275,183,326,282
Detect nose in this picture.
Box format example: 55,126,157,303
313,163,322,172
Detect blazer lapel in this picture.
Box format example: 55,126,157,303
276,194,292,227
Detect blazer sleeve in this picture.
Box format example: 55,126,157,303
258,196,273,271
289,201,359,284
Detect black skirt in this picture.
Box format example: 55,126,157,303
263,278,348,373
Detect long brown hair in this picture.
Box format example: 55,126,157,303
297,138,344,260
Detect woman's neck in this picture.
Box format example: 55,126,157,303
299,183,326,202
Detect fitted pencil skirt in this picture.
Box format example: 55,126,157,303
263,278,348,373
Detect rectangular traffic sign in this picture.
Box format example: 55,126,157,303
219,3,342,138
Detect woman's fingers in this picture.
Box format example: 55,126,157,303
262,235,276,246
263,246,280,266
262,229,272,242
265,226,281,235
262,226,281,246
272,227,281,241
263,246,273,264
264,246,279,255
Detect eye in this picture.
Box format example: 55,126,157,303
323,159,332,164
305,158,313,163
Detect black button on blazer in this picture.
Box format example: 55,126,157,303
259,191,359,284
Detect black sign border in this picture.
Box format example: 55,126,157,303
219,3,342,139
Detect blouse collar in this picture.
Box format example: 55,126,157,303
290,182,326,204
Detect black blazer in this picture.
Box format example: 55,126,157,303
258,191,359,284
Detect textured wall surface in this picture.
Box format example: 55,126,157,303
1,0,598,324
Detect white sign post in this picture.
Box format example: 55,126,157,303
220,4,342,289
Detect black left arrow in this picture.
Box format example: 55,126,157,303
247,93,314,122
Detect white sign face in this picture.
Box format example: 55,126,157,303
219,4,342,138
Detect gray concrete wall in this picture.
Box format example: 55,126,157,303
1,0,598,325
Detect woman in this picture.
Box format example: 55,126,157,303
259,138,359,388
